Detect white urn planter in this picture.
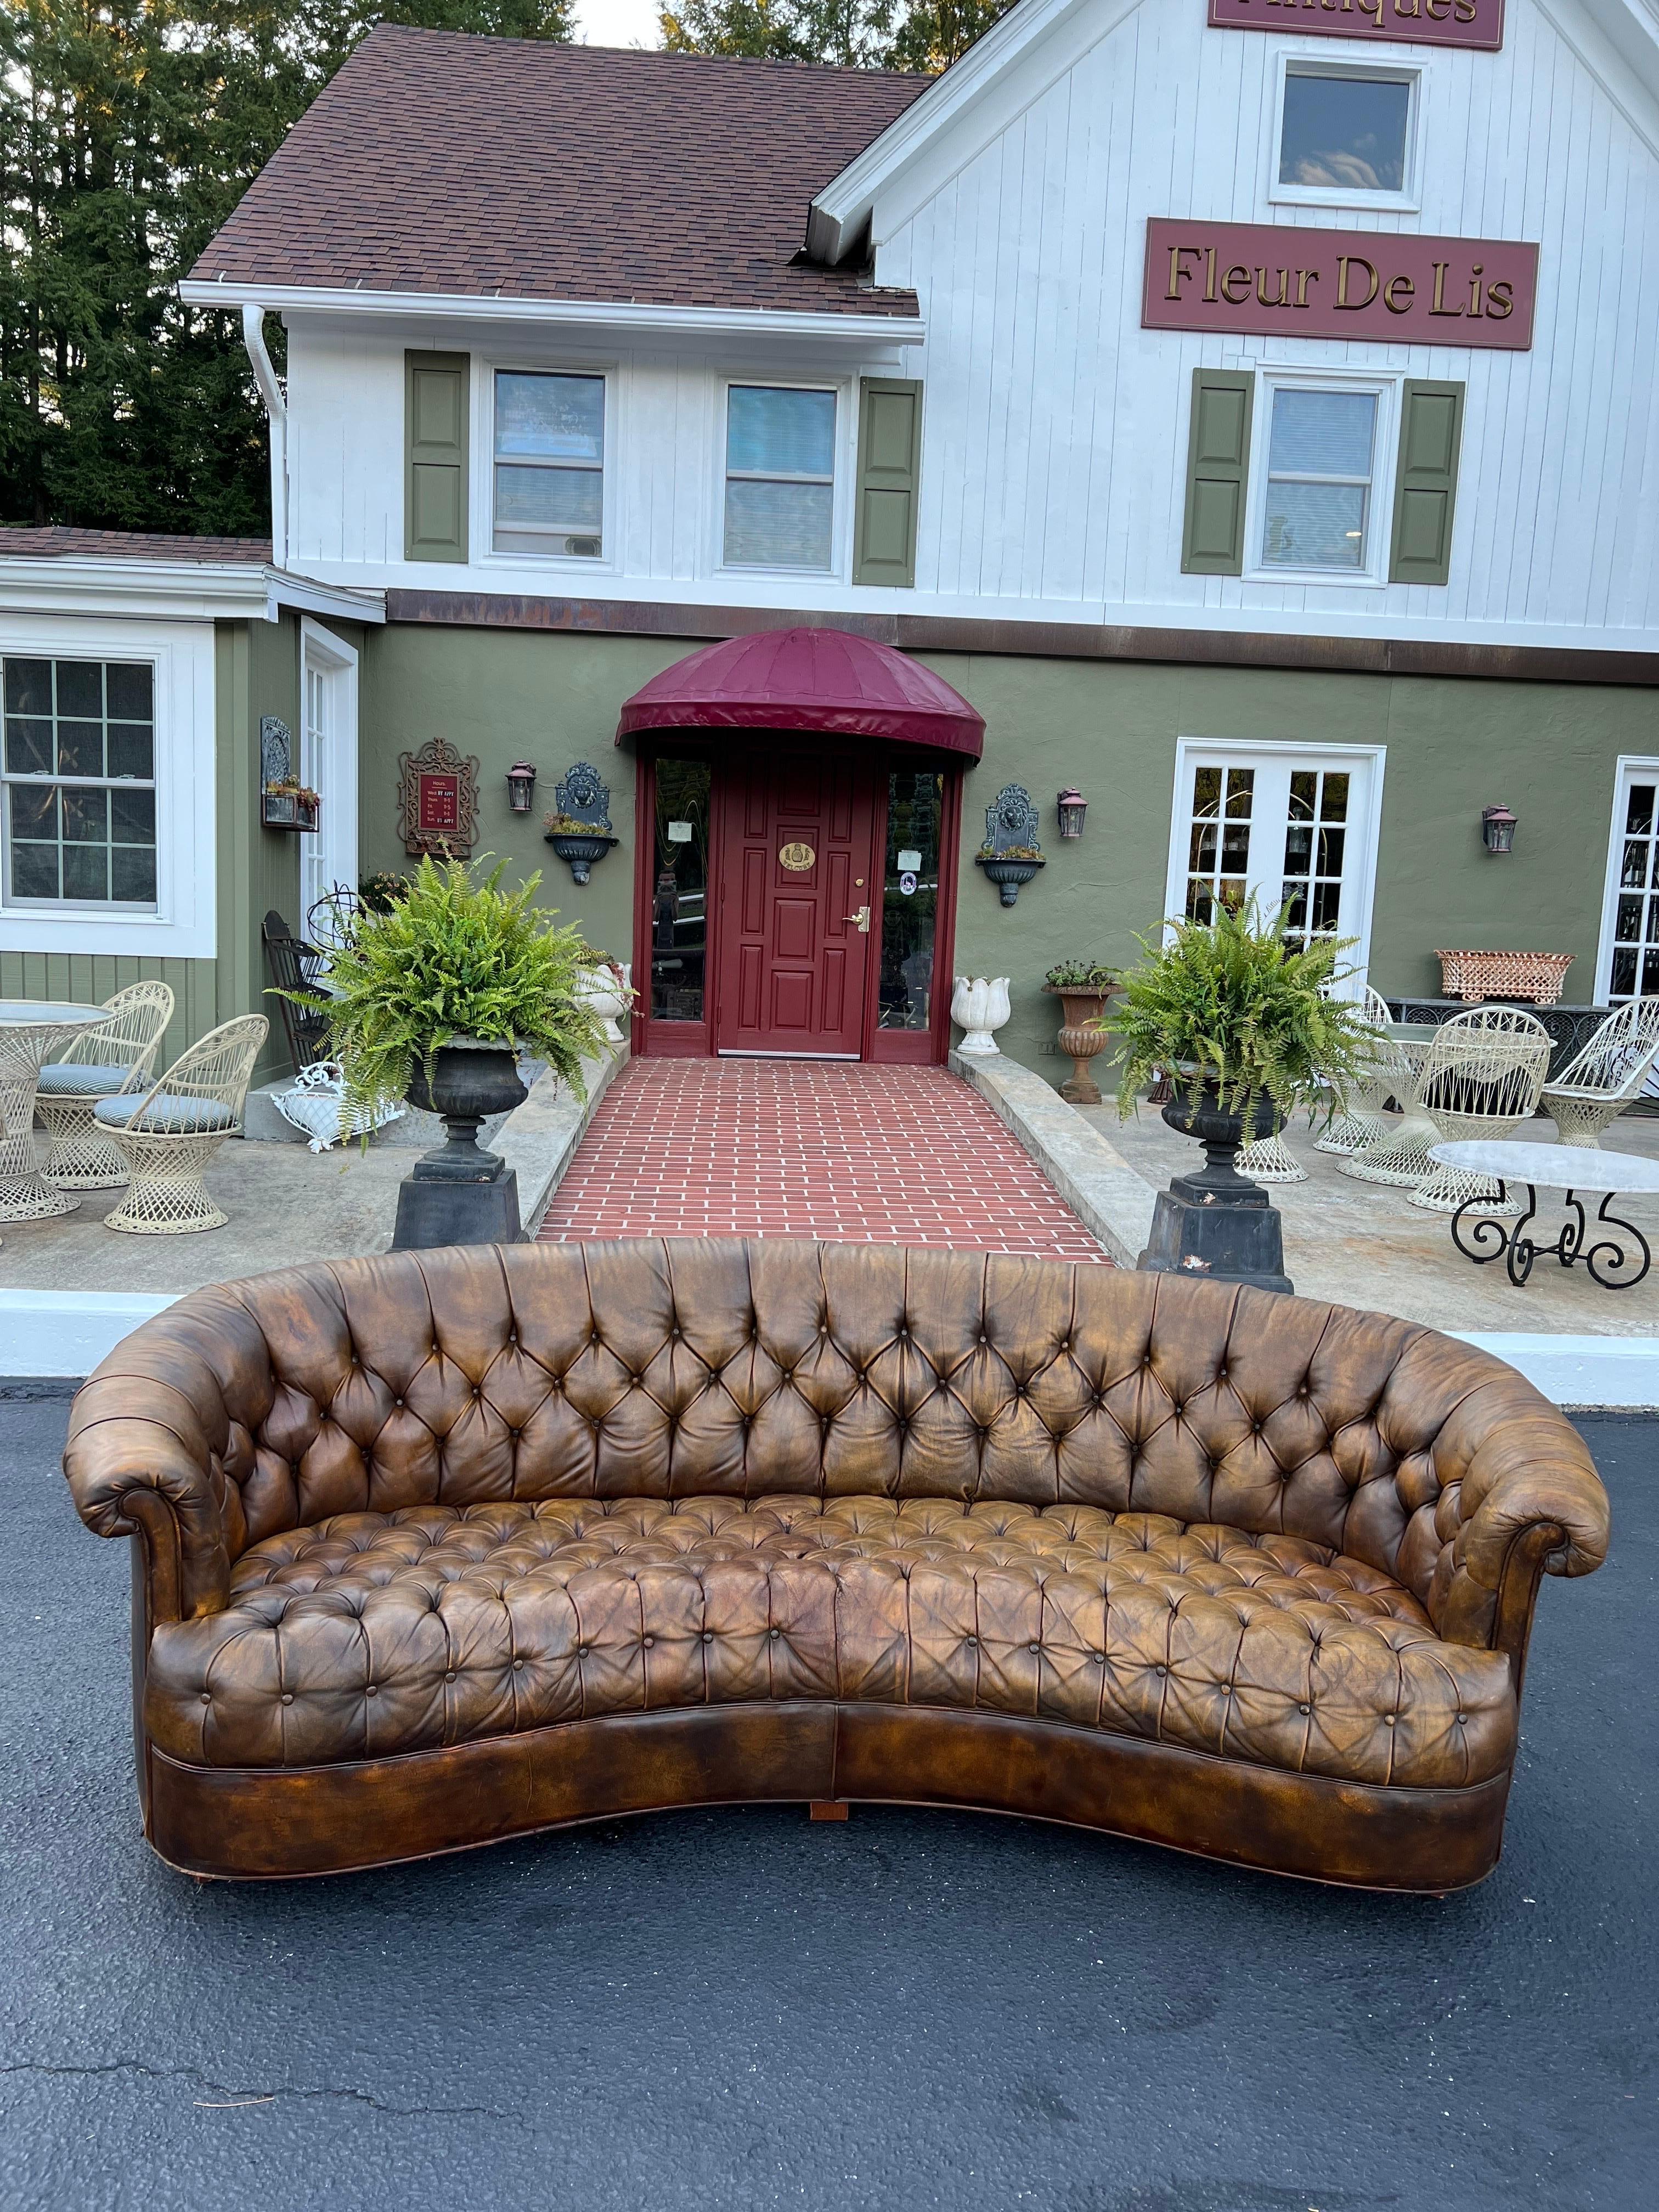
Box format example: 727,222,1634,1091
576,962,632,1046
951,975,1012,1056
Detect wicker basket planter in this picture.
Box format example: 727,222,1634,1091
1436,949,1575,1006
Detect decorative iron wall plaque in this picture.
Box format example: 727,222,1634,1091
984,786,1041,856
1144,219,1538,348
552,762,613,830
399,737,480,859
259,715,293,788
1208,0,1504,55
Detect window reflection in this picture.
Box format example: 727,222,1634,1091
651,757,710,1020
878,770,943,1030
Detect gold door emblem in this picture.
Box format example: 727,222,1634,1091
778,842,815,871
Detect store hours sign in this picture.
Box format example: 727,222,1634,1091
1207,0,1504,53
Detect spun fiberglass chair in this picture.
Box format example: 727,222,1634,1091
1313,985,1398,1157
36,980,175,1189
1408,1005,1551,1215
93,1015,268,1235
1541,998,1659,1148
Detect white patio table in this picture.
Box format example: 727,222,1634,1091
0,1000,113,1223
1430,1139,1659,1291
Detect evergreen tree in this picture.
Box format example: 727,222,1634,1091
658,0,1011,71
0,3,575,534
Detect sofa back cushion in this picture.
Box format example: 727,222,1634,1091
90,1239,1534,1612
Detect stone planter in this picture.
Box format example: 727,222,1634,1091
576,963,631,1045
393,1037,528,1250
1138,1079,1293,1295
1042,984,1115,1105
951,975,1012,1055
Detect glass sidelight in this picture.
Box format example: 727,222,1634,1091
877,770,944,1030
650,756,710,1021
1608,777,1659,1001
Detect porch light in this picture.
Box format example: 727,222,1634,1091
1481,803,1518,855
505,760,538,815
1056,787,1087,840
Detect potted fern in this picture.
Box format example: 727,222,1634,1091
1113,901,1381,1291
295,856,606,1245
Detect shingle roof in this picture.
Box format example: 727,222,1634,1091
189,27,929,318
0,527,273,563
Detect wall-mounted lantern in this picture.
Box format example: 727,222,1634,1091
505,760,538,815
1481,802,1518,856
1056,786,1087,840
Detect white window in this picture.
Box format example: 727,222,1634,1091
1166,740,1386,975
1272,57,1420,211
723,385,837,571
493,370,606,557
1597,760,1659,1004
2,656,157,909
1258,383,1383,577
298,621,359,930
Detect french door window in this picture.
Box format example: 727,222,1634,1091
2,656,156,907
723,386,836,570
1602,771,1659,1001
493,371,605,557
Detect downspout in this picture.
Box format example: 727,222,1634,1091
241,304,289,569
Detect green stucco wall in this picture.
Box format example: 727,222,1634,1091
355,621,1656,1082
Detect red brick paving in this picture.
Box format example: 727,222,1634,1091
537,1059,1110,1261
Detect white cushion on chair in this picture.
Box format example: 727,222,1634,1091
93,1095,237,1134
35,1064,134,1097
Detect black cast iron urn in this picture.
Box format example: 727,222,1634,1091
392,1040,528,1249
1137,1080,1294,1296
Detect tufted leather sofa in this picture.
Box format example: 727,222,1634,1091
64,1240,1609,1887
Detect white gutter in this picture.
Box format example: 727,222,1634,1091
182,279,924,351
241,303,289,568
0,555,385,627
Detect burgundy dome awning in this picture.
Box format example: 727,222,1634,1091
615,627,984,761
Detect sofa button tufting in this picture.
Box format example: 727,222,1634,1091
1299,1702,1311,1715
770,1627,782,1640
445,1671,457,1683
702,1632,715,1644
642,1635,654,1650
574,1648,587,1661
1028,1641,1041,1655
365,1684,377,1696
280,1692,294,1706
1384,1713,1396,1725
200,1692,211,1705
1457,1711,1468,1725
1154,1664,1167,1677
964,1635,978,1647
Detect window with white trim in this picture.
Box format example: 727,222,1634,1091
2,656,156,907
1261,386,1379,574
493,371,606,557
723,385,836,571
1273,58,1419,209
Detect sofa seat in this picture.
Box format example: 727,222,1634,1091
145,1494,1515,1788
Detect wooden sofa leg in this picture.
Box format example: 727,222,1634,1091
809,1801,849,1822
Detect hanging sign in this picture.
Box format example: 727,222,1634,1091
1143,219,1538,348
1207,0,1504,54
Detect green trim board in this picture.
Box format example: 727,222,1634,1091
405,352,470,562
853,379,923,588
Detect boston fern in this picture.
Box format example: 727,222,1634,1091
289,857,606,1124
1112,901,1381,1123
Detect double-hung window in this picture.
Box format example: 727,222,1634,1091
493,371,606,557
2,657,156,907
723,386,836,571
1261,387,1379,574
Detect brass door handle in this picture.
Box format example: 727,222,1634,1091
843,905,871,934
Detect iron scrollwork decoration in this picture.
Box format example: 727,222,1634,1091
398,737,481,860
975,782,1046,908
260,715,293,788
544,761,619,887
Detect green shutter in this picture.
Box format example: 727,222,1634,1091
404,352,470,562
853,378,922,588
1181,368,1254,577
1389,380,1465,586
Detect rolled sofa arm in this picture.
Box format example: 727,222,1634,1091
1427,1405,1610,1668
64,1376,233,1621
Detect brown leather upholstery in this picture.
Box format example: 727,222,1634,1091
64,1240,1610,1886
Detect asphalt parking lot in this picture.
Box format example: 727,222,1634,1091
3,1393,1652,2212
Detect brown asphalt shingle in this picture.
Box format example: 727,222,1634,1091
0,528,273,563
189,27,929,318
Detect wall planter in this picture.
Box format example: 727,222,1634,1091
975,853,1044,907
1041,983,1117,1105
261,783,320,833
544,761,618,887
977,785,1045,906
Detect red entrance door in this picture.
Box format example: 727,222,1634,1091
713,751,878,1056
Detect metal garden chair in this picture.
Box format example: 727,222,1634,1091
1407,1005,1551,1215
1541,997,1659,1147
35,980,176,1189
92,1015,268,1235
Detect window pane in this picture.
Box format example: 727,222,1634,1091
1224,769,1254,817
494,465,603,531
1192,765,1221,817
5,718,52,775
1626,784,1656,836
651,757,711,1023
111,788,155,845
106,724,154,780
878,771,943,1032
494,373,604,462
54,659,103,718
110,843,156,903
1262,482,1368,568
727,387,836,478
5,658,50,715
1280,70,1410,193
63,841,107,900
57,720,104,777
63,786,108,844
105,662,153,720
1321,773,1350,822
1268,390,1375,477
10,784,58,840
724,479,833,569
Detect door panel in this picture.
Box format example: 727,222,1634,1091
714,749,878,1056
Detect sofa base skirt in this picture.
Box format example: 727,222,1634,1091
142,1701,1514,1892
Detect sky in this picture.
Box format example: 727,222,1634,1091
573,0,664,46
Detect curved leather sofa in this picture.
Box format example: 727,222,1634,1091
64,1240,1609,1888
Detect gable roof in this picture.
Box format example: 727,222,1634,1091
0,527,274,564
189,26,929,319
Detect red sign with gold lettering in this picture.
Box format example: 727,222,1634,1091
417,773,460,834
1143,219,1538,348
1207,0,1504,53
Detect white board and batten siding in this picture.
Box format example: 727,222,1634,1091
280,0,1659,651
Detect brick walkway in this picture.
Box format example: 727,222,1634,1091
537,1059,1109,1261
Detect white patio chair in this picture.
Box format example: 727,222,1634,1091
1407,1006,1551,1215
35,980,175,1189
93,1015,268,1235
1313,985,1398,1156
1541,998,1659,1148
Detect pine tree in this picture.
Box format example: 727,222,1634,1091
658,0,1011,71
